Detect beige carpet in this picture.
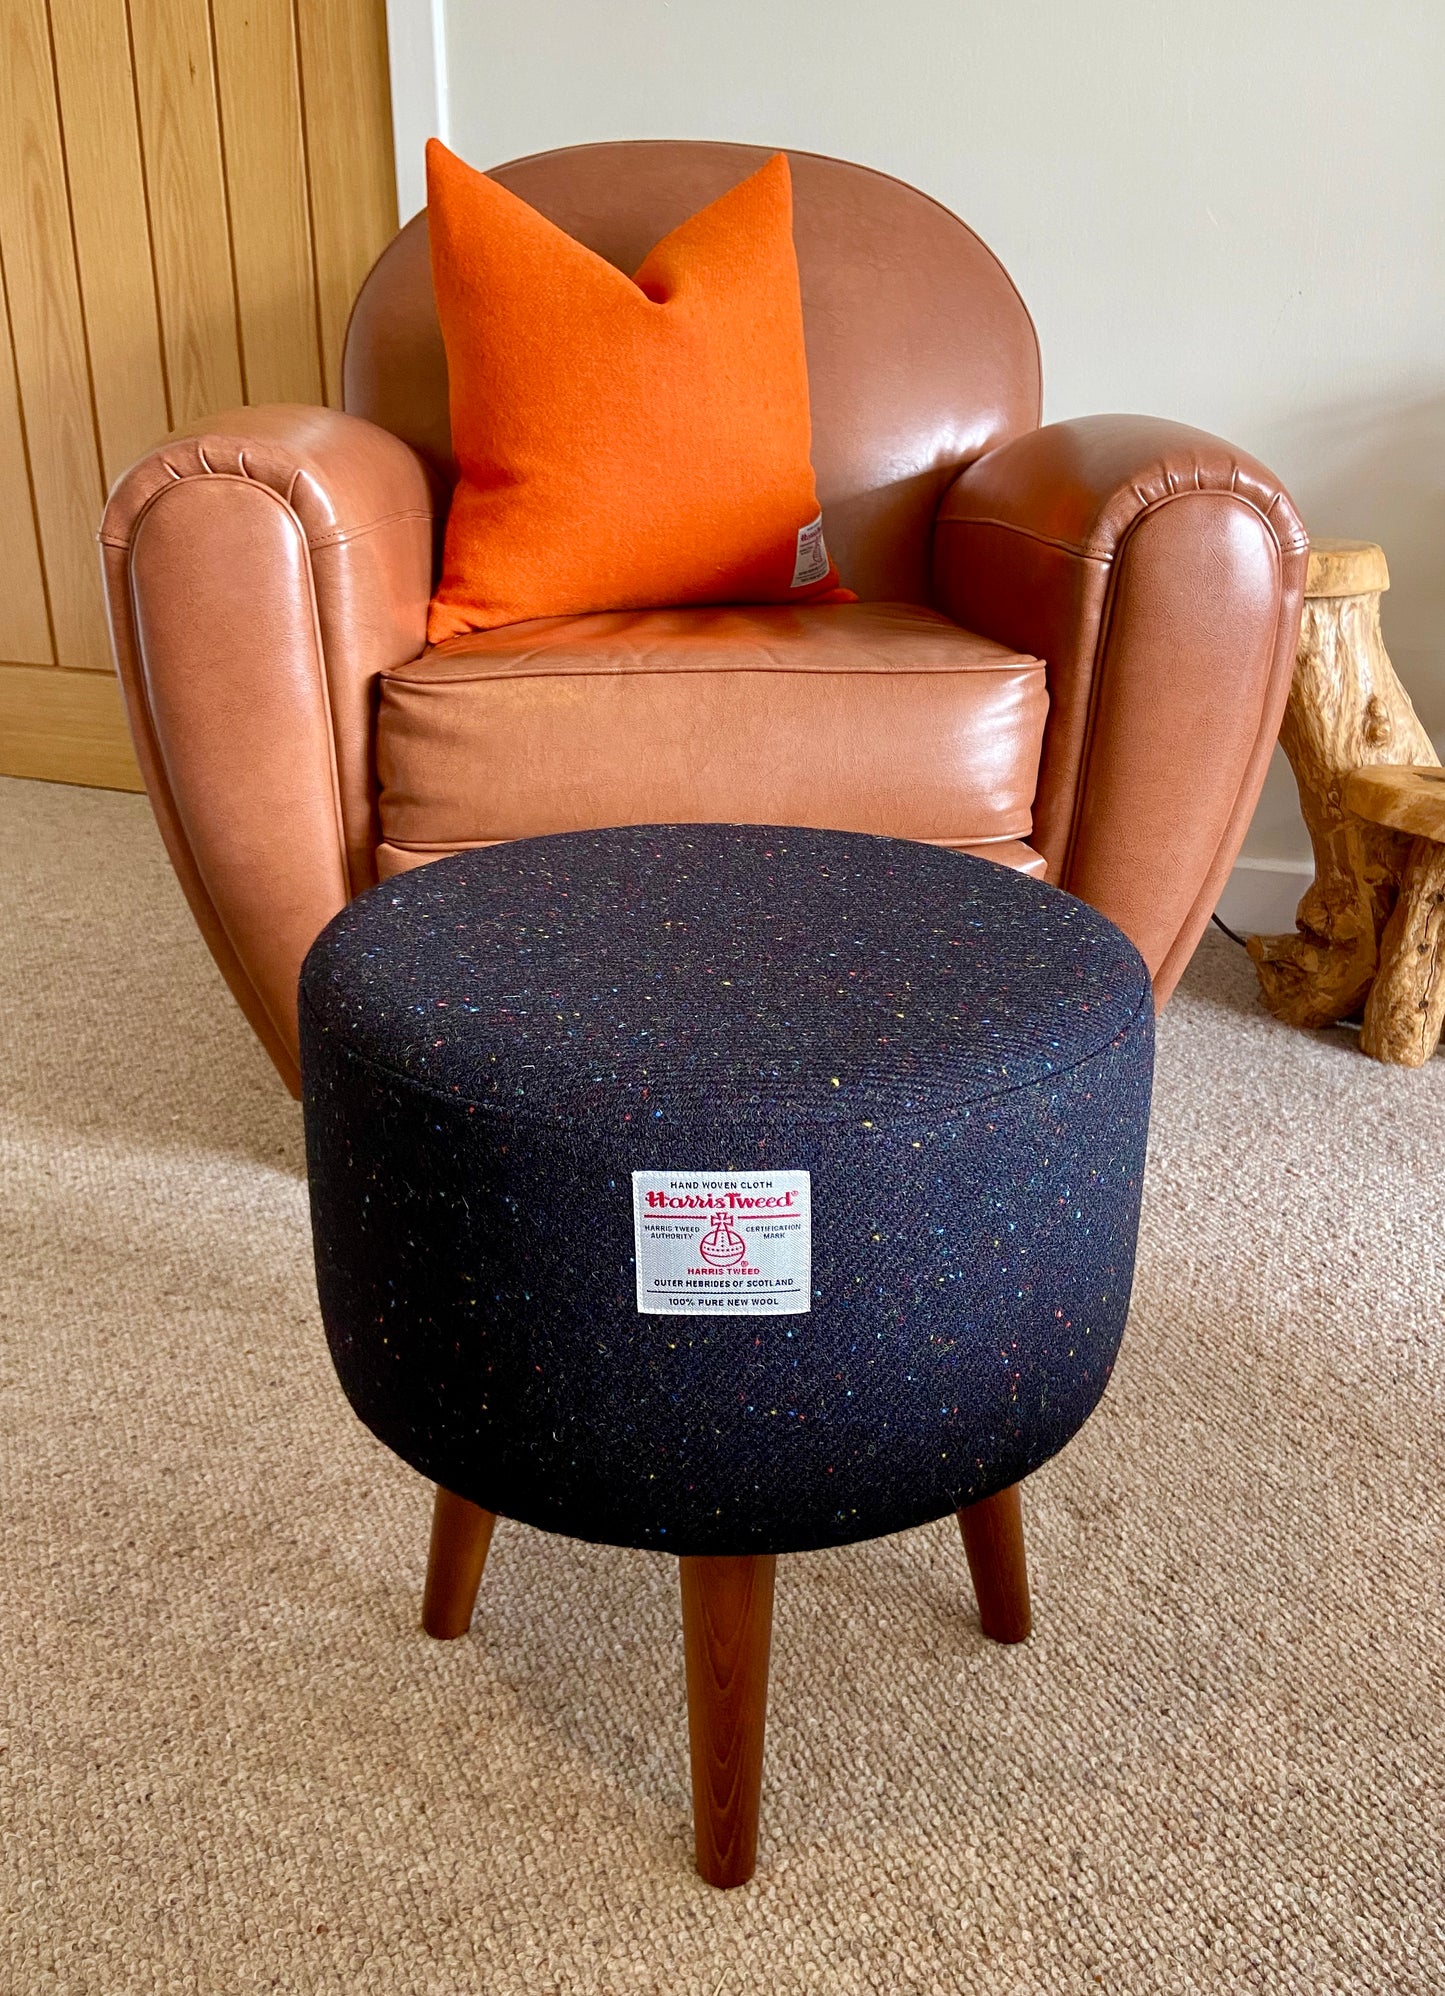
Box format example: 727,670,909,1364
3,773,1442,1995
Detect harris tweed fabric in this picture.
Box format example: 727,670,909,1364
300,825,1153,1556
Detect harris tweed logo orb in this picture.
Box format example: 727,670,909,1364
698,1211,748,1266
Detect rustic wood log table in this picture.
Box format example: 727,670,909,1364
1339,764,1445,1065
1247,539,1443,1066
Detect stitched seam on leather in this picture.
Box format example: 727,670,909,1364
305,509,433,551
937,516,1114,563
115,549,293,1080
127,476,353,988
104,472,425,900
102,472,306,547
377,832,1039,854
941,489,1299,885
1058,488,1286,894
100,480,429,552
124,515,296,1058
1152,562,1298,1000
940,492,1308,564
1058,539,1128,890
384,659,1045,687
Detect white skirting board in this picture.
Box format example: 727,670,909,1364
1212,856,1313,938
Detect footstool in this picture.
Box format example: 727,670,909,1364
300,824,1154,1886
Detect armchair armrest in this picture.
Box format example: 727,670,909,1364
101,404,435,1091
934,414,1308,1003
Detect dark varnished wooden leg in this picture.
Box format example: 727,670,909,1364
421,1486,497,1639
680,1553,776,1889
957,1482,1031,1643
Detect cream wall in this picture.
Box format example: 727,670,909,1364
391,0,1445,916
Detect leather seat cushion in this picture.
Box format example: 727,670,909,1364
375,600,1048,873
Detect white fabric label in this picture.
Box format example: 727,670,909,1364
631,1171,812,1315
790,513,831,589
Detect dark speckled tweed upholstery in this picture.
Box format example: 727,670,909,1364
300,825,1153,1556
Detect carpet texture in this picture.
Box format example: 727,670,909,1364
2,774,1441,1994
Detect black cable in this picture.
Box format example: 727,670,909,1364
1205,911,1362,1027
1210,912,1250,950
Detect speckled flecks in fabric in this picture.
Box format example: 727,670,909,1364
300,825,1154,1555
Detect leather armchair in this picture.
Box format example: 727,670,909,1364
101,141,1307,1096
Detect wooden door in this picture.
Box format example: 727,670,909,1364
0,0,398,789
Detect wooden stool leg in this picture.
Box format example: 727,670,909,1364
680,1554,776,1889
957,1483,1031,1644
421,1486,496,1639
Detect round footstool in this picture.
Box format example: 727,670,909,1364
300,825,1153,1885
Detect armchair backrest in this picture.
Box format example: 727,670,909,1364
343,141,1040,604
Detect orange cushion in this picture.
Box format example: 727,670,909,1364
425,142,851,642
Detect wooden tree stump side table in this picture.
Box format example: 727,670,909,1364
1246,538,1442,1060
1339,765,1445,1066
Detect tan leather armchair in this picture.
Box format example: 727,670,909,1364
101,141,1308,1096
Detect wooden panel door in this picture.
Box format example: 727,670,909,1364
0,0,397,790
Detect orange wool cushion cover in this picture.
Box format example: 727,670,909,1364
425,141,850,641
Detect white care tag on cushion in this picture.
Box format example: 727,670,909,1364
790,513,831,589
632,1171,812,1314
